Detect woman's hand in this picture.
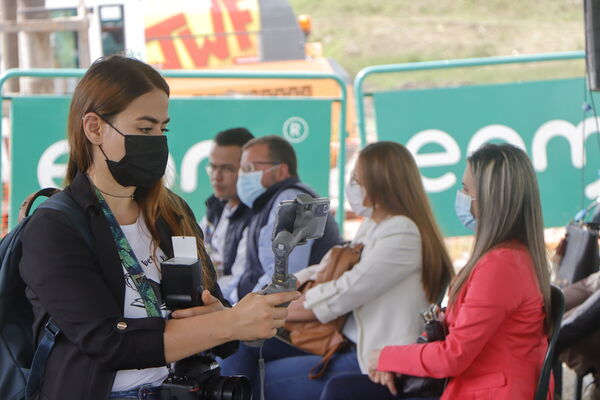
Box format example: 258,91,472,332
367,348,398,395
369,371,398,396
368,348,383,374
228,291,301,341
171,290,224,319
286,293,317,322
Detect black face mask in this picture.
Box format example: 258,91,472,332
98,118,169,188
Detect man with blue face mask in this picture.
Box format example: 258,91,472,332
200,128,254,289
220,135,342,304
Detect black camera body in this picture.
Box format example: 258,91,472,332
160,257,251,400
161,257,204,310
160,356,250,400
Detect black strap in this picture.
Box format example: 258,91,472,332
39,191,94,254
25,319,60,399
25,191,94,399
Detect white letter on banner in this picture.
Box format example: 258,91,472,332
406,129,461,193
467,124,527,156
532,117,600,171
164,154,176,189
586,179,600,200
180,140,213,193
38,140,69,188
581,118,600,199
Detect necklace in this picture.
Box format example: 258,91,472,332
87,173,135,200
94,185,135,200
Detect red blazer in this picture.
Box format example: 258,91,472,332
378,240,551,400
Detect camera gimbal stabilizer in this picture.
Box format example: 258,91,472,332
246,193,330,347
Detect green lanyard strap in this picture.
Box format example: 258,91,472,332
94,188,162,317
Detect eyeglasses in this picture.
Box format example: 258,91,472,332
205,163,238,176
239,161,281,173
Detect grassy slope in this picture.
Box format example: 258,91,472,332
289,0,586,89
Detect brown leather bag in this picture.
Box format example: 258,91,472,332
279,242,364,378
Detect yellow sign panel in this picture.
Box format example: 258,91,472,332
144,0,261,69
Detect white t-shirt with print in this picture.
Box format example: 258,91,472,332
111,215,169,392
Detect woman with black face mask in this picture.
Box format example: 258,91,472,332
19,56,299,400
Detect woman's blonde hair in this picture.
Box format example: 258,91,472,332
358,141,454,303
65,56,213,289
448,143,551,331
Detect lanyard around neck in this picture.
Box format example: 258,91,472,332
93,188,162,317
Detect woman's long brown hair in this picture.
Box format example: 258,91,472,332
358,141,454,303
65,56,213,289
448,144,551,332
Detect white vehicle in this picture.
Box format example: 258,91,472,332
45,0,309,70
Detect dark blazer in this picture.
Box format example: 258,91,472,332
19,171,237,400
204,195,252,275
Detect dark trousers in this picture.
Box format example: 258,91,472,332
321,374,439,400
219,337,362,400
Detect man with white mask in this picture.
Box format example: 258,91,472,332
220,135,342,304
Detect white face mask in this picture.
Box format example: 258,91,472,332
345,180,372,218
455,190,477,231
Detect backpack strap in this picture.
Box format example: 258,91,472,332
17,188,61,223
38,191,94,253
25,319,60,400
25,190,94,400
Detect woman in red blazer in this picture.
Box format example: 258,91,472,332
319,143,552,400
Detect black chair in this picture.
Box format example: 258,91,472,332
574,374,585,400
534,285,565,400
555,282,600,400
554,223,599,288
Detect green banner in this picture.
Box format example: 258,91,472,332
374,78,600,236
10,96,332,226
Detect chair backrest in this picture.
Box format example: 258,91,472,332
534,285,565,400
555,223,599,287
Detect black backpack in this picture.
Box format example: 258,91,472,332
0,189,93,400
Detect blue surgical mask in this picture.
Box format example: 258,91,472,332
236,170,266,207
455,190,477,231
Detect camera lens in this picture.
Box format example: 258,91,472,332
202,374,251,400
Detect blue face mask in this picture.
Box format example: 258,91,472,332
455,190,477,231
236,170,266,207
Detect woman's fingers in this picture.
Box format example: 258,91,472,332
171,290,226,319
373,371,383,385
377,372,386,386
370,370,396,394
368,348,382,374
384,372,398,396
230,291,301,341
263,291,301,306
171,302,222,318
271,307,288,320
201,289,220,305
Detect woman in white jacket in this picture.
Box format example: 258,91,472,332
258,141,455,400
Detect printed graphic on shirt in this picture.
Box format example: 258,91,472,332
124,254,168,310
119,216,170,319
